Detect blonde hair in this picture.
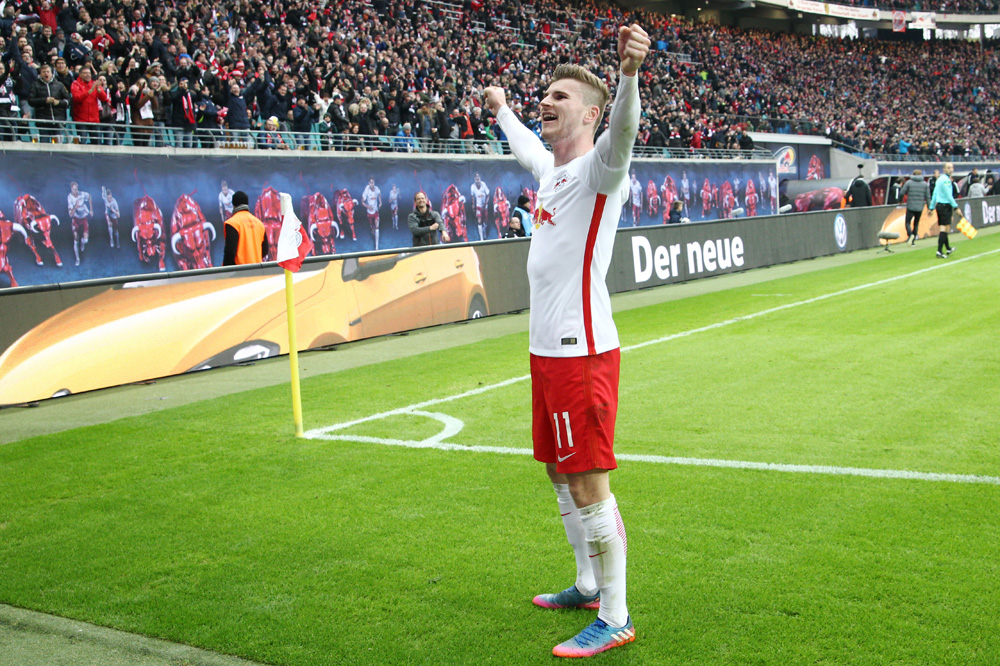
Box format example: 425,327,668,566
552,63,610,134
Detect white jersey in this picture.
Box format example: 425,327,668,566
68,191,91,219
629,178,642,206
471,181,490,208
104,195,120,219
219,189,234,216
499,72,640,358
362,185,381,215
389,187,399,210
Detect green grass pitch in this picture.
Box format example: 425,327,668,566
2,234,999,665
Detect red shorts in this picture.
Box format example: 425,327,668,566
72,217,89,237
531,349,620,474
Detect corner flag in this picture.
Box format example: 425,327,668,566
276,192,313,272
277,192,312,437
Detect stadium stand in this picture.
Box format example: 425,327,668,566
836,0,1000,13
2,0,1000,159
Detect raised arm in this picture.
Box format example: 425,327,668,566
484,86,552,181
596,25,649,170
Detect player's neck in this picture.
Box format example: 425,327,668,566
551,134,595,168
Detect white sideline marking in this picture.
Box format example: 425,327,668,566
614,454,1000,485
623,247,1000,353
306,249,1000,486
306,426,1000,484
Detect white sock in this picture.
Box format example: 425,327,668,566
579,494,628,628
553,483,598,596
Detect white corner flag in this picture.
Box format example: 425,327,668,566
277,192,313,437
276,193,313,272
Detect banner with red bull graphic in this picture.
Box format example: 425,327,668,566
0,147,775,290
3,196,997,406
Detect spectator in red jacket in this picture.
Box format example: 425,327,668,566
70,64,110,144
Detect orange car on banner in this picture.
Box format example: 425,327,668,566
878,205,944,244
0,247,488,405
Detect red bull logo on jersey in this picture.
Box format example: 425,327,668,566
553,176,570,192
775,146,797,175
536,205,555,229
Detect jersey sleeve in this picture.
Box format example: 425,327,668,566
582,71,640,197
496,106,553,182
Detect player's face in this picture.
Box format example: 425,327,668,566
414,192,428,211
539,78,596,144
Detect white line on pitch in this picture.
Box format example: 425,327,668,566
305,248,1000,485
623,247,1000,352
304,432,1000,485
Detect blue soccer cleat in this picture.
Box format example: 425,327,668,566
532,585,600,610
552,616,635,658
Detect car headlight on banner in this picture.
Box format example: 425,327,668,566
188,340,282,372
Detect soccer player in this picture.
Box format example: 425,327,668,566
362,177,382,249
470,173,490,240
484,22,649,659
768,170,778,213
67,181,92,266
389,183,400,230
681,169,691,211
219,180,234,224
102,186,120,248
628,170,642,226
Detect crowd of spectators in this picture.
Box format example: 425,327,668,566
838,0,1000,13
2,0,1000,158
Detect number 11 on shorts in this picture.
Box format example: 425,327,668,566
553,411,575,451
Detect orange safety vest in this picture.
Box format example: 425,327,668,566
226,209,267,264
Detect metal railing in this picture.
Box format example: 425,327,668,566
845,1,1000,15
869,152,998,163
632,145,774,160
0,116,773,160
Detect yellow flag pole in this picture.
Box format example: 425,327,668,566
284,268,304,437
